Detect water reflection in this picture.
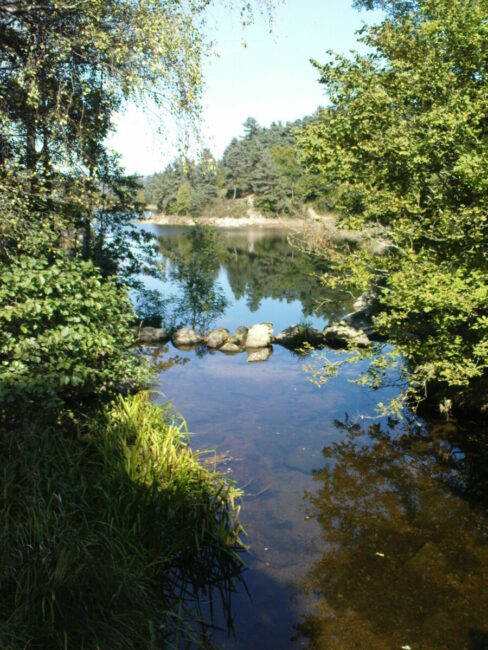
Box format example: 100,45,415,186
296,418,488,649
151,225,353,332
160,227,228,331
141,225,488,648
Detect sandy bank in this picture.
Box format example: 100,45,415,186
140,207,335,231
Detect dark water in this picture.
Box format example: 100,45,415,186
143,225,488,649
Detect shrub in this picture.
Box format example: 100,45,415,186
0,256,150,419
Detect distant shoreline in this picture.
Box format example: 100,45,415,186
140,207,336,231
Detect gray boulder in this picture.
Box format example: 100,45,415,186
323,321,371,348
274,325,324,349
246,347,273,363
307,327,325,347
220,342,242,354
172,327,203,347
229,326,249,347
206,328,230,349
274,325,300,346
138,327,169,344
353,292,371,312
245,322,273,348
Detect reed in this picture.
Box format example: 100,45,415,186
0,392,244,648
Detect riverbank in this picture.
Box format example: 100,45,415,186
141,205,336,231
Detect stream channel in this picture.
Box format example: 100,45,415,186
140,224,488,649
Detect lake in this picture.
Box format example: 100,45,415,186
141,224,488,649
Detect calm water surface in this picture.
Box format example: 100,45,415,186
142,225,488,649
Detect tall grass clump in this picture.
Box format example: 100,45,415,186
0,392,244,649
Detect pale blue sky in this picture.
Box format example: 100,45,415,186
108,1,380,176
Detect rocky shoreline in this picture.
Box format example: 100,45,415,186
137,319,373,362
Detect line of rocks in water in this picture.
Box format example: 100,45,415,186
137,321,372,362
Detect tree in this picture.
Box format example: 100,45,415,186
222,137,250,199
298,0,488,415
0,255,150,420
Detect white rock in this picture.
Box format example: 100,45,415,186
323,321,371,348
172,328,203,347
245,323,273,348
220,342,242,354
206,328,230,349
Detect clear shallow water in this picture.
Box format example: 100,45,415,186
143,225,488,649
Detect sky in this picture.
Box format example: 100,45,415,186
107,0,381,176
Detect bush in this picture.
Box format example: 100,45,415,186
0,256,150,419
0,393,244,648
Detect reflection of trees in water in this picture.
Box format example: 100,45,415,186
224,235,352,320
296,418,488,650
157,226,355,329
159,227,228,331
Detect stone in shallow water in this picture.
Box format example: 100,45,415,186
229,326,249,347
220,342,242,354
206,328,230,349
323,321,371,348
274,325,325,349
285,446,322,474
172,327,203,347
138,327,169,343
246,322,273,348
246,347,273,363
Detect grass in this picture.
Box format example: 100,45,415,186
0,392,244,649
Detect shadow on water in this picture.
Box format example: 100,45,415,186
295,417,488,650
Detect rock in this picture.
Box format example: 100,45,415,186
274,325,324,349
323,321,371,348
229,326,249,347
274,325,300,347
220,342,242,354
353,292,371,312
138,327,169,343
172,327,203,347
245,323,273,348
307,327,325,347
206,328,230,349
246,347,273,363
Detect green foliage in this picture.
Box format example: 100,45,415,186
153,151,218,215
0,256,149,418
0,392,244,649
146,114,330,216
298,0,488,413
